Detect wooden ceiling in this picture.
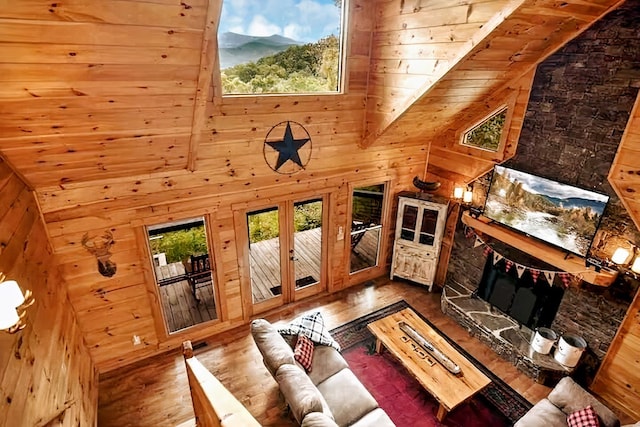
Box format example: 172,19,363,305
0,0,628,191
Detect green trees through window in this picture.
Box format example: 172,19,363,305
218,0,344,95
462,108,507,152
222,35,340,94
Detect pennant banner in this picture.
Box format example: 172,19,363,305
505,260,514,272
530,269,540,284
493,252,504,265
474,237,483,248
544,271,556,285
559,273,571,288
516,264,527,278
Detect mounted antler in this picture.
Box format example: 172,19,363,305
82,231,117,277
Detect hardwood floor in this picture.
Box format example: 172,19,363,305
98,278,552,427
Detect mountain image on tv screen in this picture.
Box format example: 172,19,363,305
484,166,609,257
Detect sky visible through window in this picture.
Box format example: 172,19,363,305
219,0,341,43
218,0,343,95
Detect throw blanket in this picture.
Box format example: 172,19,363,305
278,311,341,351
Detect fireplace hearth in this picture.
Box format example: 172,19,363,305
442,280,573,385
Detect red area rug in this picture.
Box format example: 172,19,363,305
330,301,532,426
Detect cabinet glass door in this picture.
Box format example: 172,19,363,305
419,208,439,245
400,204,418,241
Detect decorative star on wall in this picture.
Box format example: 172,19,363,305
263,121,312,174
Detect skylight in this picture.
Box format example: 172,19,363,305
217,0,345,95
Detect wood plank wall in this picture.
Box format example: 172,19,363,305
593,89,640,419
364,0,511,143
21,0,433,372
590,288,640,420
0,158,97,426
0,0,630,381
609,91,640,231
0,0,208,187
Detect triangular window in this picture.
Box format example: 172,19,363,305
461,107,508,152
218,0,346,95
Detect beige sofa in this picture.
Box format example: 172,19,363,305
250,318,395,427
515,377,638,427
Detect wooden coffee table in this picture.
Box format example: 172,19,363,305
367,308,491,421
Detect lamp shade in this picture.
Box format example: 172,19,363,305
463,190,473,204
453,187,464,199
0,280,25,308
611,247,630,265
631,256,640,274
0,306,19,330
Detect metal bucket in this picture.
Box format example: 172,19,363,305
531,327,557,354
554,334,587,368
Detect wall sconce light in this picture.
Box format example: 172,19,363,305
0,274,35,333
453,187,464,200
463,188,473,204
611,247,631,265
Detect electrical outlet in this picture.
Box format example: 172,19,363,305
337,226,344,241
132,335,142,346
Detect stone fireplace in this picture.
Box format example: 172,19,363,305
442,222,633,386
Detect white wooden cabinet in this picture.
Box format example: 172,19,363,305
390,192,448,291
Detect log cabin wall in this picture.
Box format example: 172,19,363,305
0,0,433,372
0,158,98,426
0,0,631,377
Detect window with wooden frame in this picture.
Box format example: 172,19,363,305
460,106,509,152
217,0,346,95
146,217,218,334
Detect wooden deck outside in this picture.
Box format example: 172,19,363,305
155,262,217,333
154,227,381,326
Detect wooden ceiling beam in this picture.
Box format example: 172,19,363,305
187,0,223,172
361,0,528,148
361,0,626,149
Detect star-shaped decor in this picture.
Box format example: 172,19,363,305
264,121,312,174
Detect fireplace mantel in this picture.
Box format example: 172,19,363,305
461,212,617,287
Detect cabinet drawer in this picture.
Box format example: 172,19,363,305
395,243,436,259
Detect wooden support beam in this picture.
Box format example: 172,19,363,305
187,0,223,172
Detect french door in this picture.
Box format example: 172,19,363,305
244,196,325,314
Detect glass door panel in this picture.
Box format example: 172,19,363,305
247,207,282,304
419,208,438,245
292,198,322,292
350,184,385,273
400,204,418,241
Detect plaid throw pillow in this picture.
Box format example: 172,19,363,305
278,311,341,351
293,334,314,371
567,406,601,427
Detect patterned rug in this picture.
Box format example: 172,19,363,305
329,300,532,425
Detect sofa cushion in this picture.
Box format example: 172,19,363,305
567,406,602,427
350,408,396,427
513,398,567,427
307,345,349,386
548,377,619,427
278,311,341,351
300,412,340,427
316,368,378,427
294,334,315,372
276,364,325,424
251,319,296,376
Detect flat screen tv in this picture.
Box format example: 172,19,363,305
484,166,609,258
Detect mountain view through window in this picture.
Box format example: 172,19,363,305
218,0,344,95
